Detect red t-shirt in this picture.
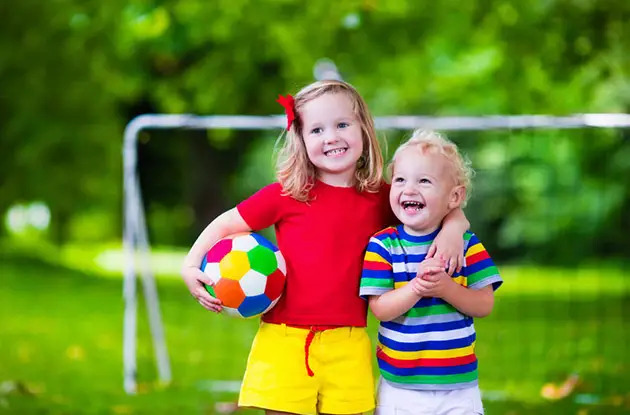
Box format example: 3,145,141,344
237,180,392,327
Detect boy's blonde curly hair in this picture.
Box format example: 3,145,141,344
388,129,475,206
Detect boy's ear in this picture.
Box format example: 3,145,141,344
448,185,466,209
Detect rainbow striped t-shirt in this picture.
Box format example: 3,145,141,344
359,225,502,390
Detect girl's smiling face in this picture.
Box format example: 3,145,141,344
299,92,364,187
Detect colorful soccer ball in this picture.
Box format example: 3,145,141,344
200,232,286,318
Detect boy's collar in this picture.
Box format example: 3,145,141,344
397,224,441,241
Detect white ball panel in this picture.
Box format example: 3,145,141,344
264,295,282,314
223,307,242,318
203,262,221,284
232,234,258,252
239,269,267,296
275,251,287,274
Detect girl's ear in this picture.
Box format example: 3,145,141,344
448,185,466,209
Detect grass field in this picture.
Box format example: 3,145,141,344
1,246,629,414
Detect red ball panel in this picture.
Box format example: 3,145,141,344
264,269,286,301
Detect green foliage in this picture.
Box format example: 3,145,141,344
458,128,630,263
67,210,120,243
0,0,628,260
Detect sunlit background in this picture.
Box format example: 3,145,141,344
1,1,629,414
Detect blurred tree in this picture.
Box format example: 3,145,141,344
0,0,628,260
0,1,125,241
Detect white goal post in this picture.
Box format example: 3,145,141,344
122,112,630,394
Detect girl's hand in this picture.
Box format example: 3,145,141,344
181,265,223,313
416,257,445,279
427,228,465,275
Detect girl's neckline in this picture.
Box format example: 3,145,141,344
315,178,355,190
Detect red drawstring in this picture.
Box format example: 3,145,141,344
304,329,316,377
289,324,338,377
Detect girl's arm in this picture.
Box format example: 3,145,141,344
181,207,252,312
428,207,470,275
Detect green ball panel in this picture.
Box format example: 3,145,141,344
247,245,278,275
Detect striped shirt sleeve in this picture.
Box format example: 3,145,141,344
462,232,503,291
359,236,394,298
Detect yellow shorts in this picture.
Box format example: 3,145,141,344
238,322,376,415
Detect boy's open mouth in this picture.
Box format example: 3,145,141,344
401,201,425,211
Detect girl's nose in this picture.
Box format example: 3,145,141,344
323,131,339,144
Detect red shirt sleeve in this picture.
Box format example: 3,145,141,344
236,182,284,231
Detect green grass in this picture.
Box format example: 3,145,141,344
1,247,629,414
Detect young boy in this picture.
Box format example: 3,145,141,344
360,130,502,415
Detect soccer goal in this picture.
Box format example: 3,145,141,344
122,112,630,394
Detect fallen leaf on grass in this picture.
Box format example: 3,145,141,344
215,401,238,414
540,373,580,400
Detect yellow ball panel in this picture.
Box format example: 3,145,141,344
219,251,250,280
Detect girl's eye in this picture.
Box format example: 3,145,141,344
311,127,322,134
393,177,404,183
420,178,431,184
338,122,349,128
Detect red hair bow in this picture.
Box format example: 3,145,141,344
276,94,295,130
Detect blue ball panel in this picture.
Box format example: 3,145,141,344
251,233,278,252
200,255,208,271
238,294,272,318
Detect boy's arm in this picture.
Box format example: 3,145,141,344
428,207,470,275
181,207,252,312
368,285,422,322
443,284,494,318
417,273,495,318
421,231,501,318
367,259,444,322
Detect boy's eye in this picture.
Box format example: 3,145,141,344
393,177,404,183
420,178,431,184
338,122,349,128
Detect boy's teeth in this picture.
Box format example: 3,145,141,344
402,201,424,210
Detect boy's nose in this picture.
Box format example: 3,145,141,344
402,185,418,194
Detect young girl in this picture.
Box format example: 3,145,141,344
181,80,469,415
